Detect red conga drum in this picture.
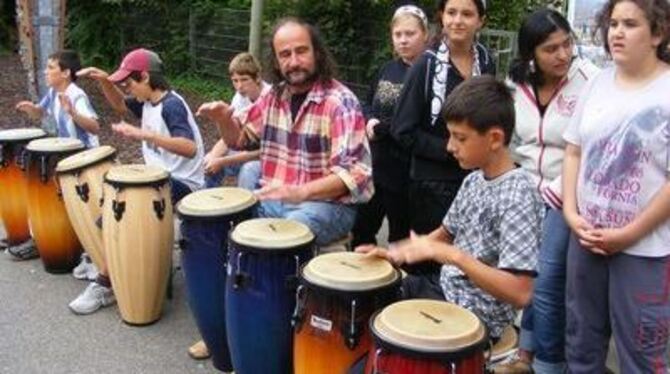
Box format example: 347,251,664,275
367,299,488,374
56,146,117,271
25,137,84,273
0,128,47,245
293,252,401,374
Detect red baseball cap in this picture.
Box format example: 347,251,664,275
108,48,164,83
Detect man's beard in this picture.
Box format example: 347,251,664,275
283,68,317,87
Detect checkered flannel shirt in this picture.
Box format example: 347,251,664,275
236,80,373,204
442,168,544,338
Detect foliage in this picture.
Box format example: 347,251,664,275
171,73,235,101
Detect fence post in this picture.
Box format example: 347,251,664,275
249,0,263,60
189,9,196,71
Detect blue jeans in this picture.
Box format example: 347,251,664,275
237,160,356,246
520,208,570,373
169,177,193,205
204,150,244,188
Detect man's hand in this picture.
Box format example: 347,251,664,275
112,121,147,141
196,101,233,122
76,67,110,82
254,183,307,204
366,118,380,139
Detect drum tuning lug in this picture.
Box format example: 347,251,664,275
153,199,166,220
75,183,90,202
112,200,126,221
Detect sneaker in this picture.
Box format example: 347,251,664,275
72,253,99,281
68,282,115,315
187,340,211,360
7,239,39,261
491,351,533,374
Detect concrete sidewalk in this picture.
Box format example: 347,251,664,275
0,223,218,374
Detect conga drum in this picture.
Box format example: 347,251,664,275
177,187,256,372
25,137,84,272
488,325,518,368
226,218,315,374
293,252,401,374
102,164,173,326
0,128,47,245
56,146,117,271
367,300,488,374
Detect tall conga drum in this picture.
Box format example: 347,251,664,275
102,164,173,325
56,146,117,271
25,137,84,272
177,187,256,372
367,300,488,374
226,218,315,374
0,128,47,245
293,252,401,374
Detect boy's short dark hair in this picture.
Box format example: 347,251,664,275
443,75,515,145
127,70,170,91
48,50,81,82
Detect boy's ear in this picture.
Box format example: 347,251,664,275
487,127,506,149
140,71,150,83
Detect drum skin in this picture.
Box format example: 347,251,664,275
102,177,173,325
225,238,314,374
57,154,115,271
26,150,83,273
0,148,31,244
179,203,253,372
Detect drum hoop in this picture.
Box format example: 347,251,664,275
177,204,256,222
369,309,490,362
228,233,315,255
103,175,170,189
299,265,402,297
0,133,47,144
55,153,117,175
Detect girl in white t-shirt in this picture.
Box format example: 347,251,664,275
562,1,670,372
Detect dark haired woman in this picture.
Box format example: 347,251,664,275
563,0,670,372
495,8,600,374
390,0,495,275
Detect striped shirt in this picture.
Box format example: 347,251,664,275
238,80,373,204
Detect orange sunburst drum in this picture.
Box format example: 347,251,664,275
102,164,173,326
293,252,401,374
56,146,117,271
25,137,84,273
0,128,47,245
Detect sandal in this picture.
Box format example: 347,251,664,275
7,240,39,261
187,340,210,360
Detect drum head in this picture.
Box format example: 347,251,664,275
490,325,518,362
302,252,398,292
0,128,47,143
230,218,314,250
372,299,486,353
56,145,116,173
105,164,169,185
26,137,84,153
177,187,256,217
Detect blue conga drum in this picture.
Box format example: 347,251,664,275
177,187,257,372
226,218,315,374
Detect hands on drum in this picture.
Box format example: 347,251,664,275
111,121,148,141
254,180,307,204
357,231,461,266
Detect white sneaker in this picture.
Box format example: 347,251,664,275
68,282,115,315
72,253,99,281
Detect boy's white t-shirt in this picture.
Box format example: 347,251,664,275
564,67,670,257
39,83,99,147
230,81,271,117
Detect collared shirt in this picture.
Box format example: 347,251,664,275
238,80,373,204
441,168,544,338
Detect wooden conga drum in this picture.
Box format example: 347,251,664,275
367,300,488,374
56,145,117,271
0,128,47,245
102,164,173,325
293,252,401,374
25,137,84,273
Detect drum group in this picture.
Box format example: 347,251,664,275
1,127,516,373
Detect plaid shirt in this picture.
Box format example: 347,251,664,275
441,168,544,338
237,80,373,204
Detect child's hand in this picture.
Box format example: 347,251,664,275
15,100,36,113
366,119,380,139
589,226,637,255
388,233,439,265
58,94,74,115
564,211,602,252
355,244,392,261
76,67,110,81
203,157,225,175
112,121,145,141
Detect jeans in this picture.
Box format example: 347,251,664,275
237,160,356,246
204,150,244,188
519,208,570,373
169,177,193,205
